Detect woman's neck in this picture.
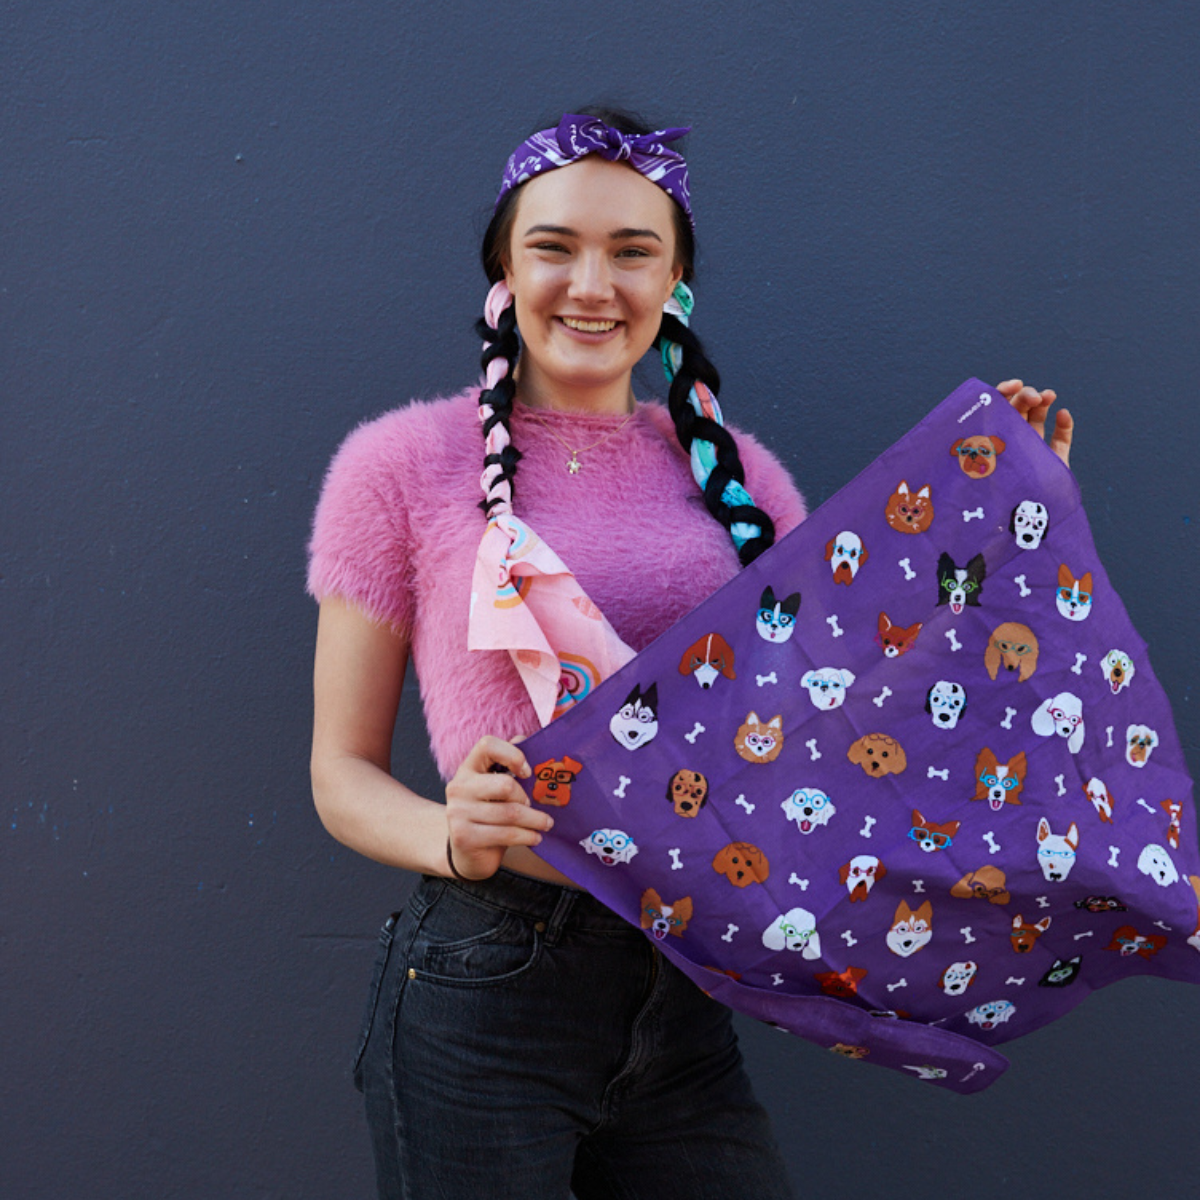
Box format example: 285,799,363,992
512,366,636,416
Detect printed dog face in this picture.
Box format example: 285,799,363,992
815,966,867,999
712,842,770,887
936,552,986,614
1125,724,1159,768
824,530,868,585
974,748,1027,810
1074,895,1127,914
1038,957,1082,987
678,632,736,689
951,866,1011,905
1106,926,1167,959
1010,914,1052,953
965,1000,1016,1031
940,960,978,996
580,829,639,866
839,854,886,901
847,733,907,777
640,888,693,941
1036,818,1080,882
1031,692,1085,754
1137,843,1179,888
1011,500,1049,550
908,809,959,853
756,585,801,642
1100,650,1135,695
1056,564,1093,621
1083,776,1115,823
762,907,821,957
532,756,583,806
886,899,933,957
885,481,934,534
801,667,856,711
925,680,968,730
667,769,708,817
952,434,1006,478
985,622,1040,682
876,611,922,658
1162,800,1183,849
734,712,784,764
609,683,659,750
781,788,836,834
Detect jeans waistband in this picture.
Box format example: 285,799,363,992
432,867,638,939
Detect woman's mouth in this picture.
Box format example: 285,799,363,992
559,316,619,334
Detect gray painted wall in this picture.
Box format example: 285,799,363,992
4,2,1198,1196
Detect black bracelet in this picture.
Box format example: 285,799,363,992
445,836,471,882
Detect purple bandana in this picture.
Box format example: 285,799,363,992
514,378,1199,1094
496,113,693,226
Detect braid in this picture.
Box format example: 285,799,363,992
476,283,522,519
658,301,776,567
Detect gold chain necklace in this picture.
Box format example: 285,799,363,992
522,407,637,475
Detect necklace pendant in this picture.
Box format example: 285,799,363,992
567,454,582,475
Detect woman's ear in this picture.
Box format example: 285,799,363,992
666,262,684,301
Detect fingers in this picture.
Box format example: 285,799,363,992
1049,407,1073,469
463,734,531,779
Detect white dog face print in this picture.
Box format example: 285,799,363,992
1137,843,1179,888
1031,692,1085,754
940,960,979,996
781,788,836,834
762,907,821,958
580,829,639,866
926,680,968,730
1036,818,1080,882
1011,500,1049,550
801,667,856,711
1126,724,1159,768
824,531,868,585
1101,650,1135,695
965,999,1016,1031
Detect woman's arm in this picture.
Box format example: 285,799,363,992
310,595,553,879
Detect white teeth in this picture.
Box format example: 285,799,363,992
562,317,617,333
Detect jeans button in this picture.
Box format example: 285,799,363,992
534,921,546,933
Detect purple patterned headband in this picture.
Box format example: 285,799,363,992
496,113,693,227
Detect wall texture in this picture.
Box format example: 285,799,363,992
3,2,1198,1197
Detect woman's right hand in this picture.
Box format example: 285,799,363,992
444,736,552,881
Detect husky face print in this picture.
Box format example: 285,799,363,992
1056,565,1093,621
781,788,836,834
1011,500,1049,550
580,829,639,866
925,680,968,730
1031,692,1085,754
940,960,979,996
609,683,659,750
756,586,801,643
936,552,986,615
762,907,821,957
801,667,856,711
1038,957,1082,988
965,999,1016,1031
1137,843,1180,888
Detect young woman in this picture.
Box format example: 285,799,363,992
308,108,1072,1199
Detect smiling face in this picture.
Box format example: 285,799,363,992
501,157,684,410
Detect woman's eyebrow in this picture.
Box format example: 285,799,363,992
610,227,663,242
522,223,663,243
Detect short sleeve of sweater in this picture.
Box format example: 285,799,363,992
306,410,416,635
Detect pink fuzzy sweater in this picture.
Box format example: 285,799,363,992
307,388,806,779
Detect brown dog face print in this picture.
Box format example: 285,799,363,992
531,756,583,806
951,434,1006,478
847,733,907,777
712,842,770,887
884,481,934,534
985,622,1039,682
667,768,709,817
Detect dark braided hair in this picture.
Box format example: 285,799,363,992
477,105,776,564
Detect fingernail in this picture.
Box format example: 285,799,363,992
520,764,532,778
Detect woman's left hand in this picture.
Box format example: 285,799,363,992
997,379,1073,469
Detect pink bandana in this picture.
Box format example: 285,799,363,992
467,282,635,726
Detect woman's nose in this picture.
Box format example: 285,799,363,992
568,252,613,302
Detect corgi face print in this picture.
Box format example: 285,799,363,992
885,481,934,534
756,586,801,642
925,680,968,730
1010,914,1052,953
824,531,868,585
640,888,693,941
908,809,959,853
678,632,736,689
1083,776,1115,823
580,829,639,866
712,842,770,887
886,899,934,957
847,733,907,777
1036,818,1080,882
1137,843,1179,888
815,966,867,999
839,854,886,901
936,552,986,614
965,999,1016,1031
734,712,785,764
801,667,856,711
952,434,1006,478
1039,957,1082,987
1031,692,1085,754
876,611,922,658
1106,926,1167,959
762,907,821,957
985,622,1039,682
940,960,978,996
1056,565,1093,621
667,769,708,817
1011,500,1049,550
532,756,583,806
950,866,1011,905
781,787,836,834
1101,650,1135,695
974,748,1027,811
608,683,659,750
1126,724,1159,767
